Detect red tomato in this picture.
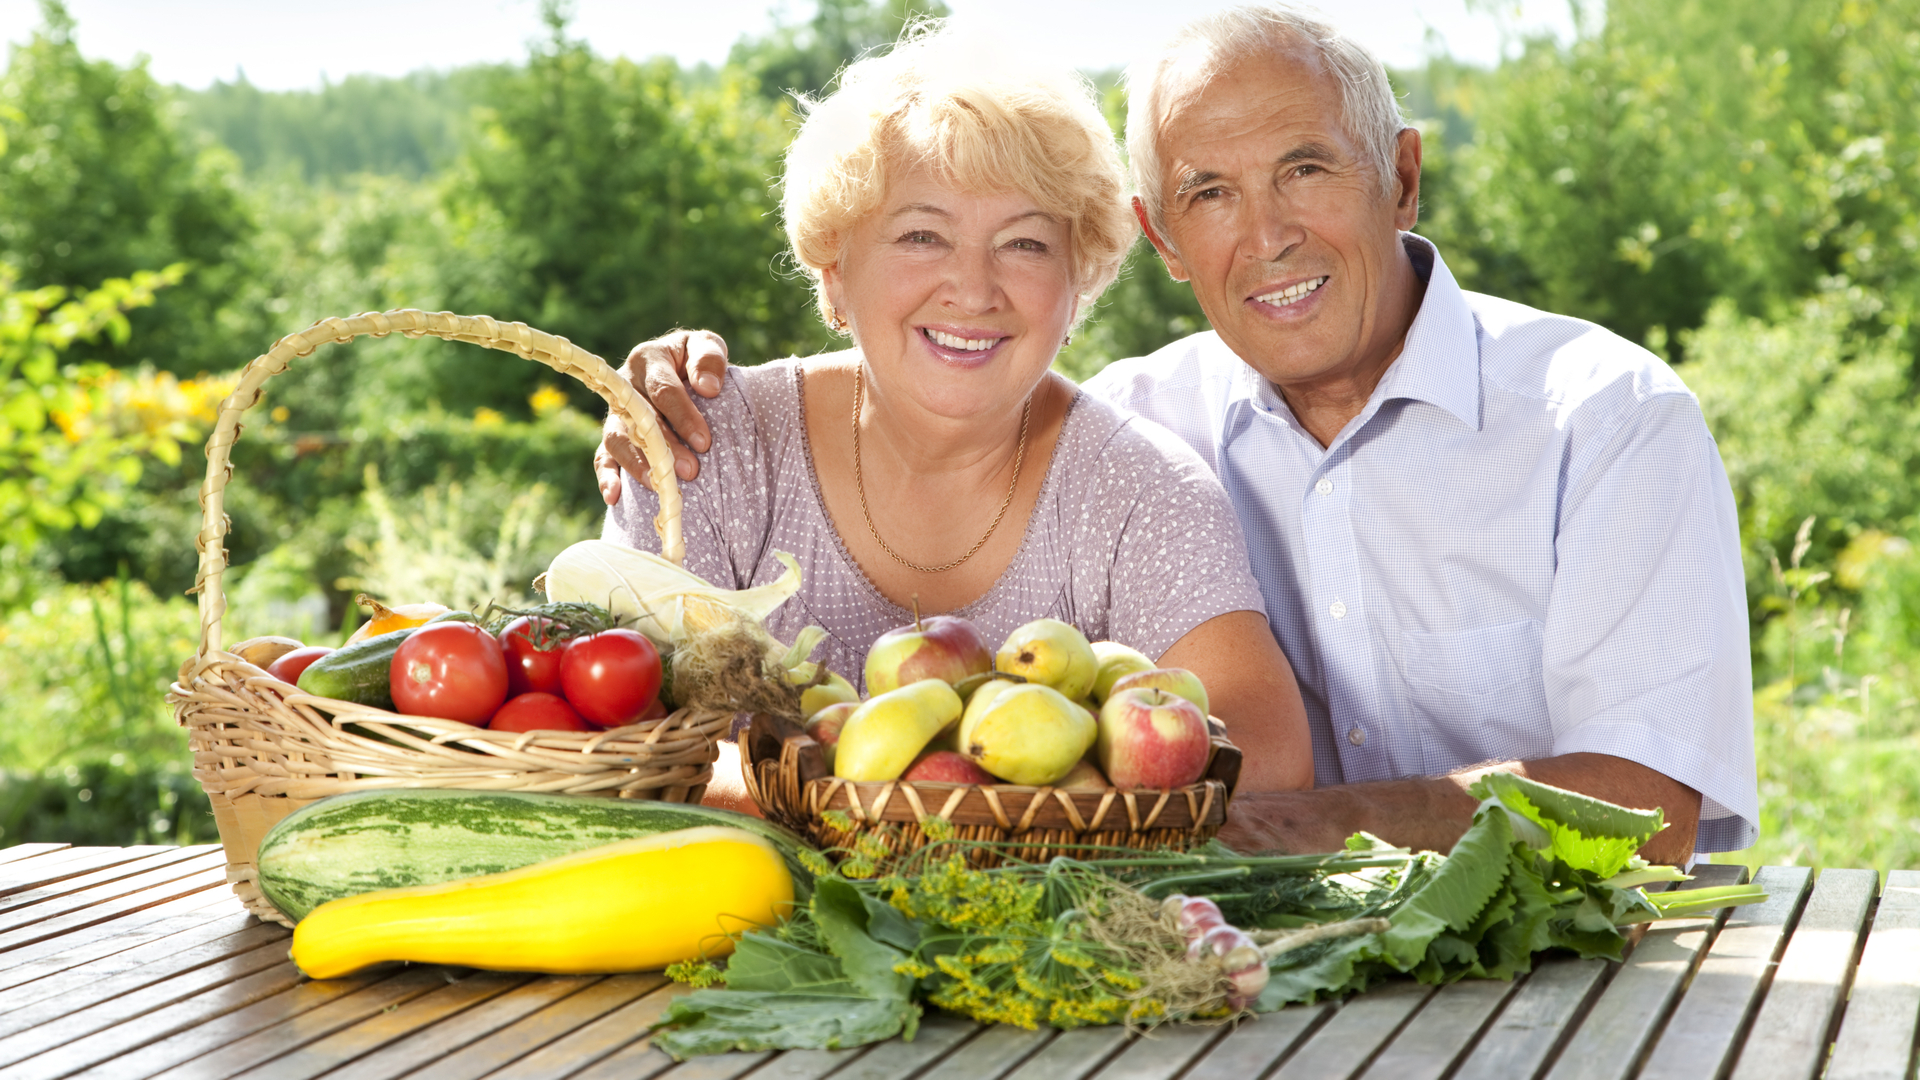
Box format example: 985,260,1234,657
390,622,509,725
498,616,566,696
267,645,332,685
560,628,662,728
488,692,589,733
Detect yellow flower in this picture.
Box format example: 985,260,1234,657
473,407,505,428
529,384,569,417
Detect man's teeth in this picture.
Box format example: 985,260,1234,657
1255,277,1329,307
926,329,998,351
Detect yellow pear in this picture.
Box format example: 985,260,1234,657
798,671,859,719
996,619,1099,701
955,678,1022,756
963,684,1096,786
1089,641,1154,703
833,679,964,782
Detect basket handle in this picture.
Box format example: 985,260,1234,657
189,309,683,658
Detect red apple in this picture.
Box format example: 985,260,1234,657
1095,687,1211,790
902,750,996,786
1110,667,1210,718
863,614,992,695
804,701,859,770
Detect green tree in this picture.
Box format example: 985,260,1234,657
731,0,950,100
441,8,825,413
0,1,253,375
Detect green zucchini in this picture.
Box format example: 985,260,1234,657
256,788,817,921
295,628,415,709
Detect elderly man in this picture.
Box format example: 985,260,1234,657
596,5,1757,864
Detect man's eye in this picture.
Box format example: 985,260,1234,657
1293,164,1323,178
1192,187,1224,202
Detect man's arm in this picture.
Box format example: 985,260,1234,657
596,330,732,503
1218,753,1701,864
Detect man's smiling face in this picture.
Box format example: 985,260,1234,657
1138,45,1422,403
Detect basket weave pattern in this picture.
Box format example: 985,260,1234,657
169,309,727,925
741,714,1239,867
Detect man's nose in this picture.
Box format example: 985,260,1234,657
1245,192,1304,263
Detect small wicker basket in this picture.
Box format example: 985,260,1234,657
739,713,1241,867
170,309,733,924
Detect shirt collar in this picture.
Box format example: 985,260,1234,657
1219,233,1483,435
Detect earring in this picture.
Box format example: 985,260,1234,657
828,309,848,332
1063,333,1073,346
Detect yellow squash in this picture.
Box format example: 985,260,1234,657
290,825,794,979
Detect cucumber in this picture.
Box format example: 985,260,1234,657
295,628,415,709
256,788,817,921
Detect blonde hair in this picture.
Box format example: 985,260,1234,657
1125,4,1407,236
782,21,1134,331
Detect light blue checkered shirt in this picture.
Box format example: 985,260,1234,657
1083,235,1757,852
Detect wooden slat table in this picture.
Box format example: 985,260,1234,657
0,846,1913,1080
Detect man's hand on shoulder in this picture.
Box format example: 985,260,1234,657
597,329,731,506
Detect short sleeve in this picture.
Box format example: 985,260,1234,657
1544,392,1758,851
602,368,774,592
1093,416,1270,661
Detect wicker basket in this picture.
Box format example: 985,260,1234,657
739,712,1241,867
169,309,733,925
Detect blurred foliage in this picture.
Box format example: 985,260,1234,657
0,0,1918,865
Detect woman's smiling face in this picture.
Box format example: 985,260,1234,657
825,166,1077,421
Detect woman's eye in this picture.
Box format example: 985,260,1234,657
1008,238,1049,253
900,231,940,244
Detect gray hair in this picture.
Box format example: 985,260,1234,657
1124,4,1408,235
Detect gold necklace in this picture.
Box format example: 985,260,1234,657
853,365,1031,575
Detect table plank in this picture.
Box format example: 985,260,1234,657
657,1052,775,1080
737,1047,870,1080
1826,870,1920,1080
401,973,663,1080
211,970,528,1080
0,960,329,1080
0,929,288,1068
297,974,595,1080
913,1023,1052,1080
1093,1023,1225,1080
0,888,246,999
0,864,228,960
0,849,224,939
1638,865,1812,1079
1539,863,1750,1080
0,847,172,899
1183,1005,1331,1080
1001,1025,1131,1080
0,850,67,870
0,910,276,1029
481,977,683,1080
1359,974,1521,1080
1271,979,1434,1080
1451,956,1611,1080
1728,868,1878,1080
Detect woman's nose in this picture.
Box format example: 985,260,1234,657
942,244,1002,312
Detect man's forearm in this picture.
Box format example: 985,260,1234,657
1219,752,1702,864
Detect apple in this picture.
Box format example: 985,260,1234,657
864,613,992,696
804,701,859,770
996,619,1099,700
1096,687,1211,790
1089,641,1154,703
903,750,997,785
1110,667,1210,719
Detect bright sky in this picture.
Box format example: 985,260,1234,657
0,0,1578,90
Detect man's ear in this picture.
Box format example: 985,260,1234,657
1133,196,1190,283
1392,126,1423,231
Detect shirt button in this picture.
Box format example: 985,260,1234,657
1348,727,1367,747
1329,600,1348,619
1315,478,1334,496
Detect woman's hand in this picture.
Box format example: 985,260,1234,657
597,329,733,505
1155,610,1314,793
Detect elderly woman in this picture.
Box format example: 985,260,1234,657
603,25,1310,800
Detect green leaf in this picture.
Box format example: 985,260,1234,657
1469,773,1663,879
720,933,860,996
1379,809,1515,969
811,877,914,1002
652,990,916,1058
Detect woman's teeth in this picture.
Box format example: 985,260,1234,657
926,329,999,351
1255,277,1329,307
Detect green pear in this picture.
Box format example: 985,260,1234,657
963,684,1096,786
833,679,964,782
996,619,1099,701
1089,641,1155,703
799,670,859,719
